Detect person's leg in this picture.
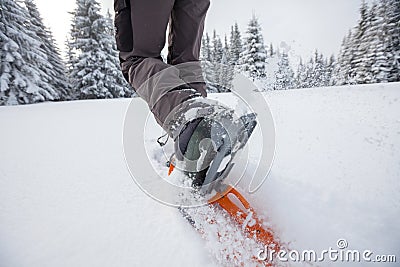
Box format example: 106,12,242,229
168,0,210,96
118,0,173,89
114,0,203,127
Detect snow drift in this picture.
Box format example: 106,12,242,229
0,83,399,266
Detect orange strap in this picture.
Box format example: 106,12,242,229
168,163,175,176
209,186,279,251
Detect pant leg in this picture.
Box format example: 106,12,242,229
130,58,203,126
168,0,210,96
115,0,173,59
116,0,174,90
114,0,208,130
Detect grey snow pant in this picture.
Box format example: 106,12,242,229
114,0,210,129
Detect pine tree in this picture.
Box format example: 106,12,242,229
68,0,131,99
0,0,59,105
295,58,308,88
384,0,400,82
212,30,223,62
209,31,222,91
211,31,225,92
65,37,76,77
103,10,132,97
229,22,242,65
24,0,70,100
201,33,212,62
361,2,380,84
296,52,332,88
371,0,392,83
303,56,317,88
274,52,294,90
335,0,400,85
335,31,357,85
353,0,372,84
240,14,268,80
219,36,234,92
326,55,336,86
224,35,230,61
200,30,234,93
200,33,217,92
269,43,275,57
312,50,326,87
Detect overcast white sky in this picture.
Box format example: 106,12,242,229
34,0,370,60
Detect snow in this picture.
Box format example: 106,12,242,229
0,83,399,266
247,83,400,265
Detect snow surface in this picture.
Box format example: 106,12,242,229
0,83,399,266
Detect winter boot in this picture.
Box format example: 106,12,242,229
173,110,257,192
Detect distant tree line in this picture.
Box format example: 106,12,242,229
1,0,398,105
201,0,399,91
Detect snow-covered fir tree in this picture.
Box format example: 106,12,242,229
295,59,309,89
200,33,217,92
269,43,275,57
201,31,234,92
274,52,294,90
304,58,316,87
24,0,70,100
311,50,327,87
387,0,400,82
201,32,218,92
0,0,59,105
353,0,373,84
201,33,212,62
334,0,400,85
68,0,131,99
301,56,316,89
212,30,224,63
240,15,268,80
224,35,230,61
334,31,357,85
219,36,234,92
65,37,76,79
229,22,242,65
355,1,379,84
372,0,400,82
326,55,336,86
104,10,132,97
370,1,392,83
210,31,224,91
295,51,333,89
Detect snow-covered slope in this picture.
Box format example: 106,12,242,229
0,83,399,266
